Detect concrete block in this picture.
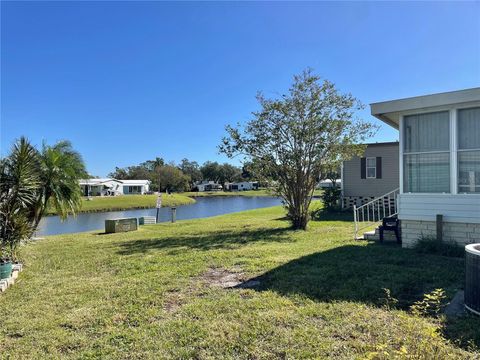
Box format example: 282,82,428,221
402,239,417,248
468,232,480,241
6,277,14,287
12,263,23,272
105,218,137,233
444,231,469,239
11,270,19,280
0,280,7,292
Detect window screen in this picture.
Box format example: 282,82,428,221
404,153,450,193
403,111,450,193
404,111,450,152
458,108,480,193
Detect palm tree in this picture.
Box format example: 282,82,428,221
31,140,87,231
0,137,40,261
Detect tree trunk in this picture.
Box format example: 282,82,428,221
30,197,47,236
291,214,308,230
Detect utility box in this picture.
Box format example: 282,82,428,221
139,216,156,225
105,218,138,233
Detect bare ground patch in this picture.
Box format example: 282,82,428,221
201,267,261,289
163,289,186,313
161,268,262,314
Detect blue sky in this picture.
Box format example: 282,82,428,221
2,1,479,176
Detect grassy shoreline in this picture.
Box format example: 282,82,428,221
1,205,478,358
46,194,195,216
46,189,322,216
46,190,280,216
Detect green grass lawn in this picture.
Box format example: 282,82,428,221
1,205,479,358
46,194,195,215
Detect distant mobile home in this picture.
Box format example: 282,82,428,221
341,142,399,209
317,179,342,189
79,179,150,196
195,180,223,192
224,181,259,191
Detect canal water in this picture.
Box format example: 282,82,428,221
37,196,283,236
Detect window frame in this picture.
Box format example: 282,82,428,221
399,102,480,196
365,157,377,179
401,110,451,194
457,107,480,194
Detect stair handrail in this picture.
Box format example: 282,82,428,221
353,188,399,240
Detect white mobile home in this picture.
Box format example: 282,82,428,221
80,179,123,197
317,179,342,189
225,181,259,191
120,180,150,195
195,181,223,192
80,179,150,196
368,88,480,247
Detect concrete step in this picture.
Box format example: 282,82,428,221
363,228,398,242
363,230,377,240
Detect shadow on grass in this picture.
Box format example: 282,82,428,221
117,227,292,255
242,243,464,308
237,242,480,348
444,314,480,350
273,208,353,223
311,208,354,222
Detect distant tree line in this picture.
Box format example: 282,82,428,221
108,158,255,192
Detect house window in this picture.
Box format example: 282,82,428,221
403,111,450,193
458,107,480,193
130,186,141,193
366,157,376,178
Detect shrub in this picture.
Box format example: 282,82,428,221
378,288,399,310
0,138,41,261
410,288,447,317
414,236,464,258
321,186,341,210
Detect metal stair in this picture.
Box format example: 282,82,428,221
353,188,399,240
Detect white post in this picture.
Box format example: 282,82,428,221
399,115,404,194
382,197,386,220
450,108,458,194
353,204,358,240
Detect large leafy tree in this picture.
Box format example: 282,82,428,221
218,163,242,185
31,141,87,230
200,161,242,186
156,164,190,192
220,69,377,229
141,157,165,172
0,137,41,260
179,158,202,185
200,161,222,183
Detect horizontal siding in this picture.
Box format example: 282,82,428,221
399,194,480,223
343,143,399,197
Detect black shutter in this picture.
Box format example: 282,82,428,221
376,157,382,179
360,157,366,179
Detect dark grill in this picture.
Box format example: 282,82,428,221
465,244,480,315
